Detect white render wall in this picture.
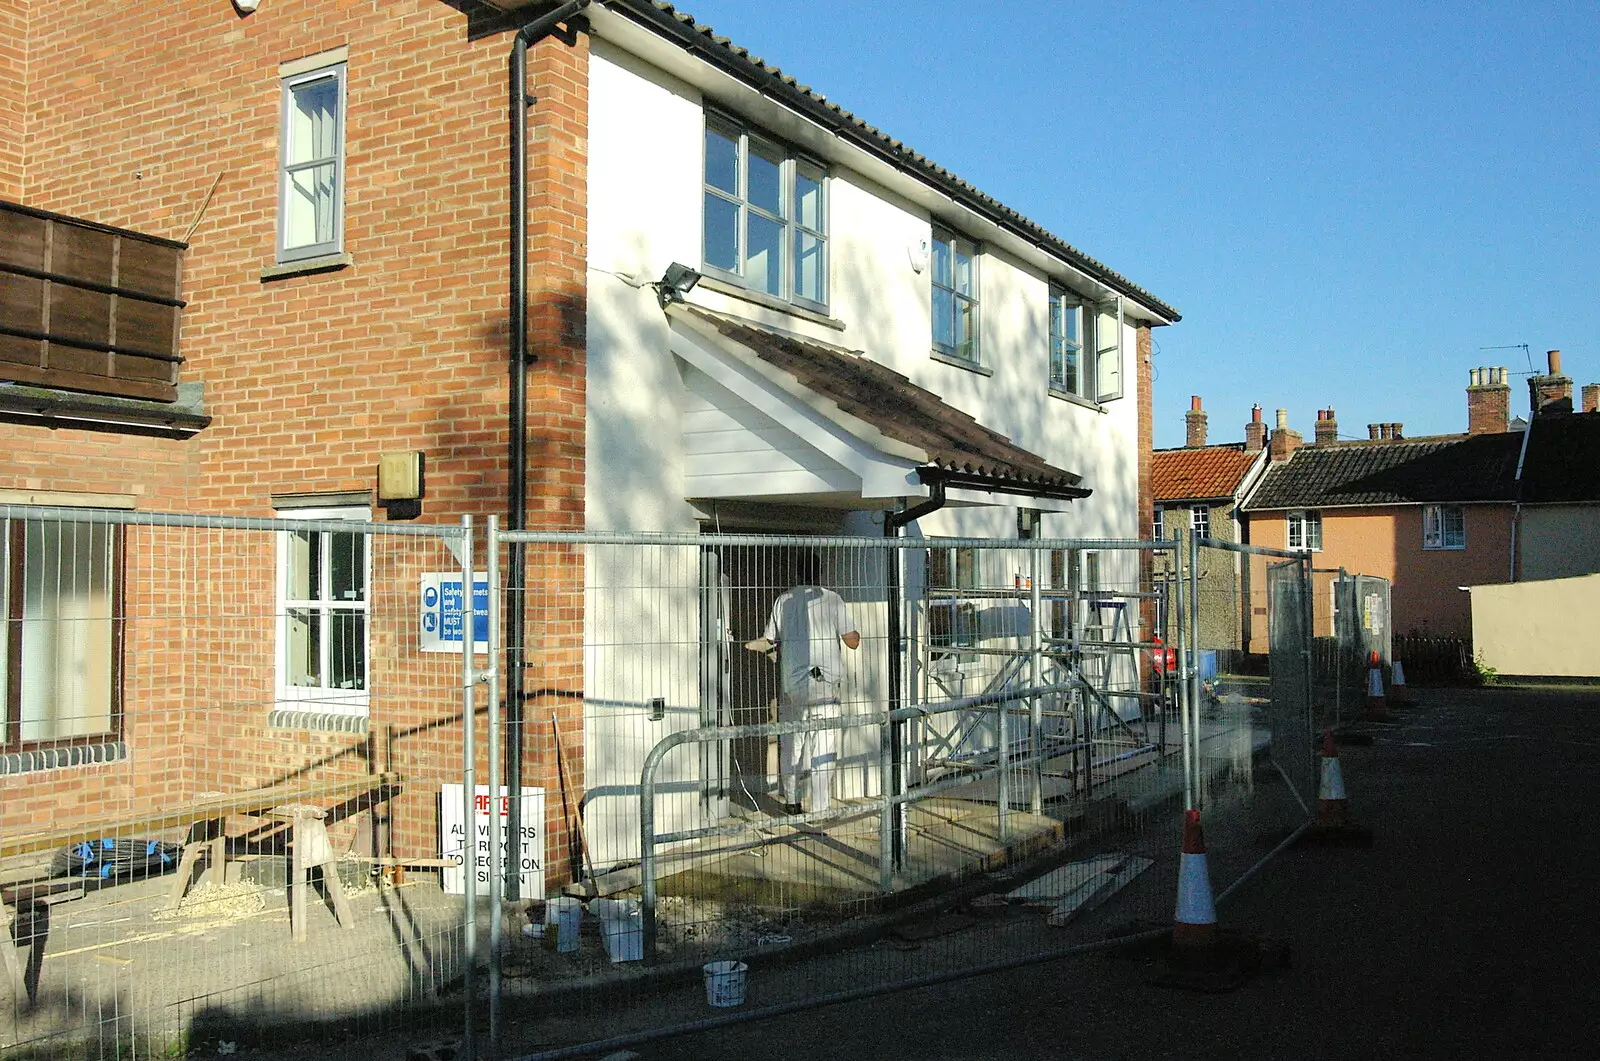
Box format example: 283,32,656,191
581,41,1150,862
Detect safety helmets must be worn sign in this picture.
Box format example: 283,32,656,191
419,572,489,654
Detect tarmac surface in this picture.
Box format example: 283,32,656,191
620,685,1600,1061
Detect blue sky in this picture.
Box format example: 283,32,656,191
667,0,1600,448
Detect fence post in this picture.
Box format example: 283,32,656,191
1029,545,1043,818
486,516,503,1060
1188,530,1202,809
458,514,477,1061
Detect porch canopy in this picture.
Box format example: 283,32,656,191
665,305,1090,515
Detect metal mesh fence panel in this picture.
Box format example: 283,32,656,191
472,531,1316,1060
0,506,473,1059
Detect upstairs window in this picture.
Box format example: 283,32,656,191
703,114,828,310
1190,505,1211,539
932,229,980,363
1288,510,1322,552
2,517,122,752
1152,506,1165,541
1048,288,1123,402
278,59,346,264
1423,505,1466,550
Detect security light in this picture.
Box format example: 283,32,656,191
656,262,702,307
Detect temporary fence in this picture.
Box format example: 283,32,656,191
1,513,1321,1060
475,527,1316,1060
0,505,478,1059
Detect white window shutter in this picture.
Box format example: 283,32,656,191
1095,296,1123,403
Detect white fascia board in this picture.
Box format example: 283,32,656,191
667,313,927,485
585,5,1171,326
669,308,927,464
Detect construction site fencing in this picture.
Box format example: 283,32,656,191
0,505,478,1060
472,528,1316,1061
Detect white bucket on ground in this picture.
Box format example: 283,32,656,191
702,960,748,1007
590,898,643,963
545,896,582,953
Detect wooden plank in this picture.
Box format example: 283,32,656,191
0,772,404,860
0,357,176,402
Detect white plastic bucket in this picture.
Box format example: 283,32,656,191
545,896,582,954
702,960,748,1007
590,898,644,963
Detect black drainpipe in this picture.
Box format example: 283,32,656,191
506,0,590,902
881,474,947,872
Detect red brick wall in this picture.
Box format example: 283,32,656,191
0,0,23,201
2,0,590,886
1135,324,1155,644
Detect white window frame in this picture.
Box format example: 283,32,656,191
1423,504,1466,550
1048,288,1122,402
702,112,829,311
1190,505,1211,539
1288,510,1323,552
1152,506,1165,541
275,506,370,714
931,228,981,364
277,61,347,264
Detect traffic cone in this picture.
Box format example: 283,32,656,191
1364,651,1393,722
1303,728,1373,846
1390,659,1414,705
1171,808,1217,951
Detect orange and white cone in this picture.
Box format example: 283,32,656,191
1172,808,1217,950
1364,651,1393,722
1390,659,1413,705
1316,729,1348,827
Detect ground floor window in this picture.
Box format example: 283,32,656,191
2,518,122,750
277,507,370,713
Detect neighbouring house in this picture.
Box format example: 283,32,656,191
1,1,1178,878
1151,397,1268,658
1238,350,1600,650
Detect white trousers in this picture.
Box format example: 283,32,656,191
778,693,839,813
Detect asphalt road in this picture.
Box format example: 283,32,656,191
623,686,1600,1061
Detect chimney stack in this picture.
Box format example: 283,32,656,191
1583,383,1600,415
1529,349,1574,418
1467,366,1511,435
1390,422,1403,440
1185,395,1208,448
1268,408,1302,461
1314,408,1338,445
1368,424,1382,441
1244,404,1266,452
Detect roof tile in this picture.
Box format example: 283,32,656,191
1152,446,1258,502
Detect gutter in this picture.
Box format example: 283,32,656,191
1510,417,1534,582
506,0,592,908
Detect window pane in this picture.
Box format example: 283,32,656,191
931,236,952,287
795,168,823,231
745,212,783,295
287,608,321,688
704,193,740,272
932,286,954,350
747,140,783,216
329,531,364,602
330,611,366,691
287,77,339,166
795,230,825,303
1308,514,1322,550
285,162,338,250
954,294,977,360
954,246,974,297
19,521,114,741
705,126,739,194
287,530,319,600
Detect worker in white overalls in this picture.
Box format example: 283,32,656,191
745,553,860,815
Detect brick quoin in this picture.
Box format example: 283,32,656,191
1,1,590,889
1136,324,1156,649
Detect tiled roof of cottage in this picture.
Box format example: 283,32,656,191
681,306,1084,493
601,1,1179,322
1152,445,1259,503
1244,434,1523,510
